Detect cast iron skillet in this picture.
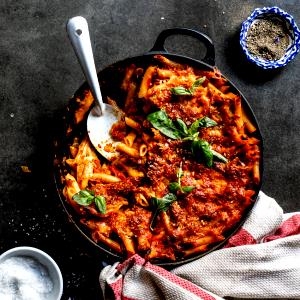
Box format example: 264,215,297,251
53,28,263,267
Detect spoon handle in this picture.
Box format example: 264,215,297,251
66,16,105,115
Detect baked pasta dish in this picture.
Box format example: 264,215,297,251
62,55,261,261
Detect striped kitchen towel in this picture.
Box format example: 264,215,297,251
99,192,300,299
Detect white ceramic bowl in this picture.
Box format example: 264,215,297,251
0,246,63,300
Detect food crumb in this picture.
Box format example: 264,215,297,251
21,165,31,173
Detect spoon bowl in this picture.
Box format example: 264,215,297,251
67,16,121,160
87,104,120,160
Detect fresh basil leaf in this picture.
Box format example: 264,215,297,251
150,193,177,231
94,196,106,214
158,193,177,211
189,117,217,135
147,111,227,168
151,197,159,208
200,116,218,128
171,77,206,96
88,189,95,196
147,110,182,139
150,210,159,231
176,119,189,136
182,133,199,141
169,182,181,193
170,86,192,96
81,189,94,197
73,190,94,206
151,193,177,212
170,163,195,193
190,76,206,93
191,139,213,167
73,190,107,213
211,149,228,163
181,186,195,193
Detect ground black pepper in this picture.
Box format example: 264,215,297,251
246,17,291,61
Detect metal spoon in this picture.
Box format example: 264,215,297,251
67,16,120,160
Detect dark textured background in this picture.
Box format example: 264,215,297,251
0,0,299,299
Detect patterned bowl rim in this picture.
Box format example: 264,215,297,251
240,6,300,69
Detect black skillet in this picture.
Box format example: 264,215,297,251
53,28,263,267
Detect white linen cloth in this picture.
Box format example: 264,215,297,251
99,192,300,299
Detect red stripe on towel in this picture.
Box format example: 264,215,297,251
109,277,123,300
145,262,216,300
122,296,140,300
264,214,300,242
109,275,140,300
117,254,145,273
224,228,256,248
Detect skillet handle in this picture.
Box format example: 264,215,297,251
149,28,215,66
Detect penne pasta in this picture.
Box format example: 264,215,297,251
70,145,79,158
137,235,151,251
66,158,76,169
156,68,174,78
207,82,226,98
119,233,136,257
234,97,244,131
161,212,173,236
253,161,260,184
142,132,151,144
74,90,94,124
116,142,139,158
122,165,144,177
64,173,80,198
124,82,137,110
77,157,94,189
183,245,208,257
124,131,137,147
125,117,141,131
121,64,136,91
242,107,257,133
154,54,184,69
139,144,147,157
90,173,121,183
134,193,149,207
92,232,122,253
138,66,156,98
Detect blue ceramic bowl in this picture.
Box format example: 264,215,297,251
240,7,300,69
